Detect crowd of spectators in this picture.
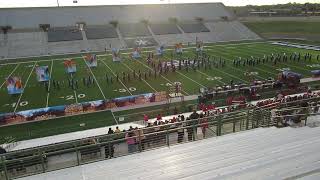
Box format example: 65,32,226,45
255,90,320,108
94,90,320,155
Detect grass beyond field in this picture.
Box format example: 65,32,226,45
1,41,320,142
243,21,320,41
243,21,320,35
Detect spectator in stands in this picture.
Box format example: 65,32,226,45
108,128,114,134
114,126,121,133
180,115,185,122
143,114,149,125
125,131,136,153
200,113,209,138
0,146,6,154
190,110,200,120
189,110,200,135
186,118,193,141
156,114,162,121
177,119,185,143
135,128,146,150
129,126,134,131
105,129,115,158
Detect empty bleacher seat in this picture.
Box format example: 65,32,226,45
149,23,181,35
48,27,83,42
118,23,151,37
85,25,118,39
179,22,210,33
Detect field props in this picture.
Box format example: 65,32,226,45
84,54,97,67
64,59,77,73
311,70,320,77
278,71,302,87
196,41,204,53
112,48,121,62
156,45,165,57
131,47,141,59
35,65,50,82
6,76,24,95
175,43,183,54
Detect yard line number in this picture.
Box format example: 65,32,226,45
115,87,137,93
10,101,28,108
63,94,86,101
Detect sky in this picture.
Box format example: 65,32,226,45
0,0,318,8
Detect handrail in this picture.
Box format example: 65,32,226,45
1,108,249,155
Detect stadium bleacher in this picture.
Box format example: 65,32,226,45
178,22,210,33
0,3,261,58
118,23,151,38
16,126,320,180
87,38,124,52
6,31,47,58
47,40,86,54
47,27,83,42
149,23,182,35
85,25,118,39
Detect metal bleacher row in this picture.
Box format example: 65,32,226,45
178,22,210,33
0,20,260,58
13,126,320,180
149,23,182,35
47,27,83,42
118,23,151,37
85,25,118,40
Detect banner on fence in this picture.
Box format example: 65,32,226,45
0,91,168,126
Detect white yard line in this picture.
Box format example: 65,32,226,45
46,60,54,107
196,70,225,84
14,62,37,113
176,71,206,88
215,65,249,83
0,63,20,89
111,111,118,125
99,59,133,96
81,56,107,100
74,90,78,104
121,62,158,93
135,60,190,96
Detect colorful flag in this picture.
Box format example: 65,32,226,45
64,59,77,73
112,48,121,62
35,65,50,82
6,76,24,95
84,54,97,67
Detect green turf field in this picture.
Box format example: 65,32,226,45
0,41,320,114
1,40,320,142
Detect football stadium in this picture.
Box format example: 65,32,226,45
0,1,320,179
